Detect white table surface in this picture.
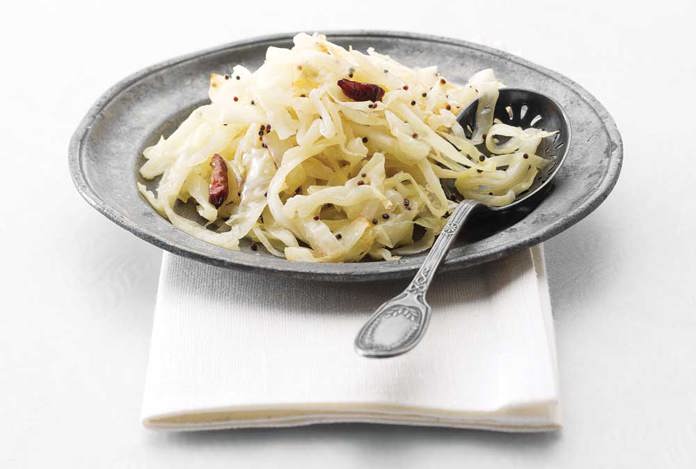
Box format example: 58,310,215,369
2,0,695,467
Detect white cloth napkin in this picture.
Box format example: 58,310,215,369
141,246,560,432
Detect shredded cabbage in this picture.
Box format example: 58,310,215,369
138,33,553,262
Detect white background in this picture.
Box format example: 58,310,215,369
2,0,695,467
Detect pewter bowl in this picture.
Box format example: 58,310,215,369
69,31,622,281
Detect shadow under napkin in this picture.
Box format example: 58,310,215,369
156,423,560,461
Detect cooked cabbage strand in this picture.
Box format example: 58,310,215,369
138,33,552,262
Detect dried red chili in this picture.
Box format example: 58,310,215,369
208,154,229,208
337,79,385,102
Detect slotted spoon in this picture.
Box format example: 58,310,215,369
354,88,571,358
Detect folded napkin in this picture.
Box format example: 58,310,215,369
141,246,560,432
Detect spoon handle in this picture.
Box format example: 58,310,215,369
354,199,480,358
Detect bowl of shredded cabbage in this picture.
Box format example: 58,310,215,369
138,33,560,263
70,31,622,280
